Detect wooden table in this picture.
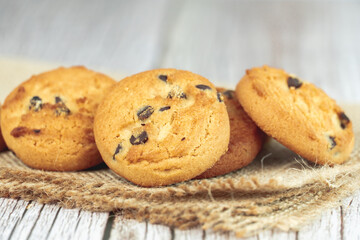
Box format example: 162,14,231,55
0,0,359,239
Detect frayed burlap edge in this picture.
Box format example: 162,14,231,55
0,165,359,237
0,104,359,237
1,147,360,237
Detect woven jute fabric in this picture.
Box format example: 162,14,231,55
0,105,358,237
0,59,359,237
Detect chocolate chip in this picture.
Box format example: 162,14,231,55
222,90,234,99
112,144,122,160
181,137,186,141
54,96,71,116
55,96,62,103
167,92,187,99
130,131,148,145
159,106,171,112
180,93,187,99
338,112,350,129
196,85,212,91
56,107,70,116
137,105,154,121
33,129,41,134
217,92,223,102
141,123,146,126
158,75,168,82
287,77,303,89
29,96,42,111
329,136,336,150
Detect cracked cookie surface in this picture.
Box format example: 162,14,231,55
94,69,230,187
236,66,354,165
195,88,265,179
1,66,116,171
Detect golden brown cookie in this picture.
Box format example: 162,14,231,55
0,107,6,151
1,66,116,171
236,66,354,165
195,88,265,179
94,69,230,187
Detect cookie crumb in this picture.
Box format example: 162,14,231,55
167,86,187,99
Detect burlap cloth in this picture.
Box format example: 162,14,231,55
0,58,359,237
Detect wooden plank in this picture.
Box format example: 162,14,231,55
256,230,296,240
146,223,172,240
204,229,236,240
204,229,295,240
341,191,360,240
174,228,204,240
0,0,172,73
7,200,108,240
0,198,29,239
28,204,61,240
297,207,342,240
10,201,44,240
72,211,109,240
46,208,82,240
161,0,360,102
109,216,147,240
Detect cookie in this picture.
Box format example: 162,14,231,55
195,88,265,179
0,107,6,151
1,66,116,171
236,66,354,165
94,69,230,187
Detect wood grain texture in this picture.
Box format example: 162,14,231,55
72,211,109,240
159,0,360,102
44,208,109,240
0,199,28,239
27,204,61,240
109,216,147,240
0,0,359,102
146,223,173,240
0,0,174,73
10,202,45,240
0,0,359,239
297,208,342,240
174,228,204,240
340,192,360,240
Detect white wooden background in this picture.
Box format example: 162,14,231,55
0,0,359,239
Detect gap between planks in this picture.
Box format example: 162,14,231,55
1,193,360,239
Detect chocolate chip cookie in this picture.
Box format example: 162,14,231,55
195,88,265,179
236,66,354,165
1,66,116,171
94,69,230,186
